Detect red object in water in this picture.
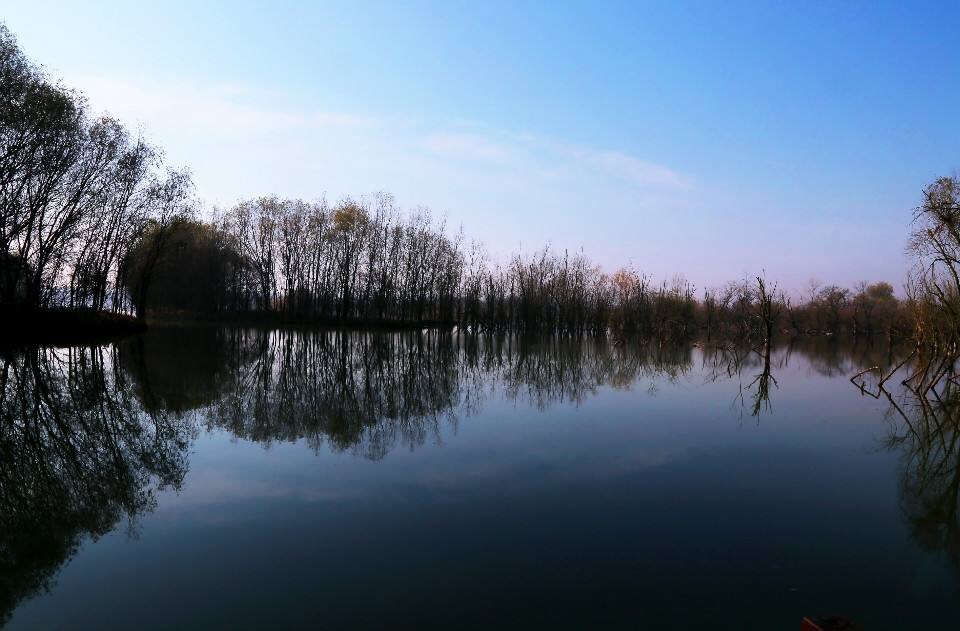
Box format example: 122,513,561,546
802,616,860,631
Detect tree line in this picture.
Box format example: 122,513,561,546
0,22,954,344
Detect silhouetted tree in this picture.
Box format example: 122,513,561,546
0,23,191,317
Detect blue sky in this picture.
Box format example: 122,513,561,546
4,1,958,292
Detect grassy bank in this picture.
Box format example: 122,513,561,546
145,310,457,331
0,308,146,347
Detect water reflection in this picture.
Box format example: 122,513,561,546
0,346,192,624
122,328,705,458
855,360,960,582
0,328,939,626
700,336,910,420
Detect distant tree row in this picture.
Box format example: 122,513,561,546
124,194,703,335
122,197,912,339
114,194,633,332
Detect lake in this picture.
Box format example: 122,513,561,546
2,325,958,630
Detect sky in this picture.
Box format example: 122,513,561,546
4,1,959,293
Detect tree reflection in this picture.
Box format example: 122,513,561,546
161,329,700,459
483,335,693,409
121,325,237,413
119,328,909,457
0,346,192,624
202,329,466,459
1,329,919,622
786,335,910,379
894,393,960,576
855,357,960,581
702,336,910,420
701,341,778,419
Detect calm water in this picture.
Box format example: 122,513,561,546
2,326,959,630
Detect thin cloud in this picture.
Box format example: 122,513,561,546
79,76,382,135
581,149,691,189
422,128,691,191
423,132,517,162
78,75,689,193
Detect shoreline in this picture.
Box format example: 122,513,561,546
145,310,459,331
0,308,146,347
1,307,910,348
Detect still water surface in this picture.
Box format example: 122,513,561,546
2,326,959,629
